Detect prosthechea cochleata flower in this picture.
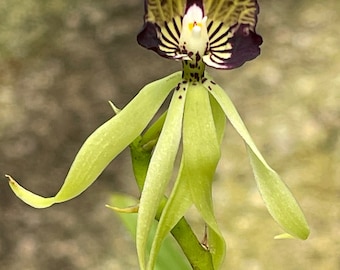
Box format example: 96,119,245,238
6,1,310,269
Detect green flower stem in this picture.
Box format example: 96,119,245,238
168,218,214,270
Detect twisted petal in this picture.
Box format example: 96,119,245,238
7,72,181,208
137,0,262,69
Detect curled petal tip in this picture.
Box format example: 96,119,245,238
6,174,17,189
6,174,55,209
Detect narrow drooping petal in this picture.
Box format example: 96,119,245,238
137,82,188,270
247,148,310,240
138,0,262,69
8,72,182,208
182,83,225,268
203,75,310,240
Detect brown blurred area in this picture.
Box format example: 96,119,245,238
0,0,339,269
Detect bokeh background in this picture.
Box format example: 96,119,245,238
0,0,339,269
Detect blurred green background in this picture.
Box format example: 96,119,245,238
0,0,339,269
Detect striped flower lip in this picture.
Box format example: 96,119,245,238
137,0,263,69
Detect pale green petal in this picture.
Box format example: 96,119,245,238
7,175,55,208
183,83,225,268
8,71,181,208
137,82,187,270
247,148,310,239
204,75,310,240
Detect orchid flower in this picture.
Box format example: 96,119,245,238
6,1,309,270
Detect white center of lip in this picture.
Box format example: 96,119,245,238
180,4,209,58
